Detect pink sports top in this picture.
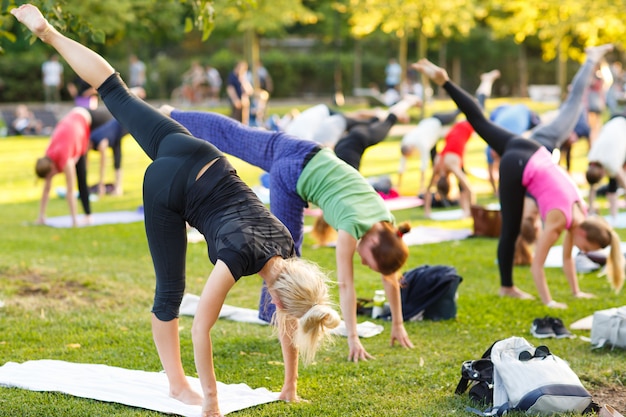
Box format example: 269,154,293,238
522,147,586,228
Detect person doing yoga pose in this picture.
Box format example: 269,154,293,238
332,96,420,171
34,106,113,227
421,70,500,218
414,45,624,308
12,5,341,417
161,105,415,363
397,109,460,193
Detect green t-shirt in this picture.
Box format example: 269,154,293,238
296,148,394,239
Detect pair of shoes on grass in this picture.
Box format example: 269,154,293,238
530,316,574,339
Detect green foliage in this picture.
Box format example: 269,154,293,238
0,48,49,102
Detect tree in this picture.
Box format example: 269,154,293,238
0,0,219,49
486,0,626,92
211,0,317,89
346,0,479,112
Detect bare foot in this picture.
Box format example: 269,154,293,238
10,4,54,39
585,44,614,63
412,59,449,86
388,94,421,122
130,86,147,99
171,386,203,406
499,286,535,300
159,104,176,117
573,291,595,299
279,390,309,404
546,300,568,309
481,69,501,81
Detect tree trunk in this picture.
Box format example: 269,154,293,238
518,43,528,97
246,29,261,90
418,30,429,119
399,27,408,87
557,38,568,101
437,40,447,99
452,56,461,89
353,39,362,92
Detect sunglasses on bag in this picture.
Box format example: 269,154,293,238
461,359,493,381
518,345,551,361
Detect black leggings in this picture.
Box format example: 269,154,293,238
334,114,398,170
98,73,221,321
112,141,122,170
443,80,541,287
75,154,90,215
433,109,461,126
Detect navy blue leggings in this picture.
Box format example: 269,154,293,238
98,73,222,321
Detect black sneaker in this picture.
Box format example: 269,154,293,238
548,317,574,339
530,317,556,338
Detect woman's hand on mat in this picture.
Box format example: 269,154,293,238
390,323,414,349
347,338,373,362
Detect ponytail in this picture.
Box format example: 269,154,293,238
368,221,411,276
270,258,341,365
311,215,336,247
580,217,625,293
606,230,625,293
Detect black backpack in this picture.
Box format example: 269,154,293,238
454,342,495,405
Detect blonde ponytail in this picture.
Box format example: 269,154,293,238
605,230,625,293
580,217,625,293
311,215,336,247
270,258,341,365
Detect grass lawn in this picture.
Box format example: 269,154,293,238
0,99,624,416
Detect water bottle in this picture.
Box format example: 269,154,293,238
372,290,386,319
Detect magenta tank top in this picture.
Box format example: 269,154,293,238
522,147,586,228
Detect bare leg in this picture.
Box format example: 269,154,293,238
11,4,115,90
114,168,123,196
152,315,203,405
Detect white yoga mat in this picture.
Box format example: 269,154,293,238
180,294,268,325
44,210,144,228
180,294,384,338
429,208,466,221
570,315,594,330
401,227,472,245
0,360,279,416
544,245,573,268
605,212,626,229
544,242,626,268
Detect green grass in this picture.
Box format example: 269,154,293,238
0,100,624,416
